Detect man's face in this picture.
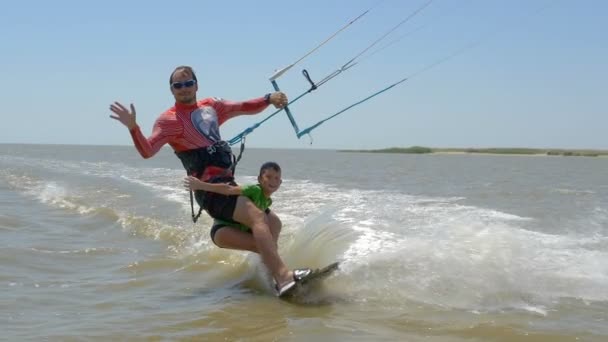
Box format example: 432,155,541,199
170,70,198,104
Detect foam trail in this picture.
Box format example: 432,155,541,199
273,181,608,314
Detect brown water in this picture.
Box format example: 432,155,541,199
1,144,607,341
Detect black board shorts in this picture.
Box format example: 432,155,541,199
201,192,238,222
209,207,272,246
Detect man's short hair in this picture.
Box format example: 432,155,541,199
170,66,198,84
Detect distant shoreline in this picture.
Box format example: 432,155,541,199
339,146,608,157
1,143,607,157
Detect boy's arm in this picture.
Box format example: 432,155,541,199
183,176,242,196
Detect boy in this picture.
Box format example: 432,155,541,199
183,161,311,296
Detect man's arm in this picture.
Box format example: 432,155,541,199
129,122,171,159
183,176,242,196
215,92,289,124
110,101,170,159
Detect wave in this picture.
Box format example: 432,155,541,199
3,157,606,312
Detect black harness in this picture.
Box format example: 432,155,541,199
175,140,245,222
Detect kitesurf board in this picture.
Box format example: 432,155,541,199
298,261,339,286
281,262,340,298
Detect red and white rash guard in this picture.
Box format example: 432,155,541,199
129,96,268,158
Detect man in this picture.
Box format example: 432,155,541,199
109,65,309,296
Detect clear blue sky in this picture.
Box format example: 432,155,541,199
1,0,606,150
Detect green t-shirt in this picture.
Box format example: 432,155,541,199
214,184,272,231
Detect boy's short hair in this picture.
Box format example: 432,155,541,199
259,161,281,176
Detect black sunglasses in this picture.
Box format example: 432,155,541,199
171,79,197,89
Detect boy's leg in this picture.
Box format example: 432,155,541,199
267,210,282,246
214,211,281,252
213,227,258,252
231,196,292,286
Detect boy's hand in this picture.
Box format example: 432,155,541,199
183,176,201,191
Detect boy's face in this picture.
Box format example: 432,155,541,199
258,168,282,195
